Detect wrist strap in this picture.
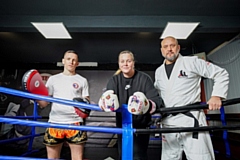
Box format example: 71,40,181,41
149,99,156,114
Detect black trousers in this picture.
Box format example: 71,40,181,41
117,133,150,160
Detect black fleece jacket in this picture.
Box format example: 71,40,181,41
106,70,163,128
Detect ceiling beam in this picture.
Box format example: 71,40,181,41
1,16,240,33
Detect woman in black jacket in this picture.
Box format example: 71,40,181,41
98,50,163,160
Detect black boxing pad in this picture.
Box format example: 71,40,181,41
73,97,91,119
22,69,48,96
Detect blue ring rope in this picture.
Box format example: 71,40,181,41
0,87,101,111
0,117,123,134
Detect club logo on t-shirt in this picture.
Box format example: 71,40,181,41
73,83,79,89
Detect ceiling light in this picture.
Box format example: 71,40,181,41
31,22,72,39
56,62,98,67
160,22,200,39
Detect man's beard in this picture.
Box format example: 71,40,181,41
165,52,179,62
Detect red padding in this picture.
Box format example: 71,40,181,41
22,69,48,96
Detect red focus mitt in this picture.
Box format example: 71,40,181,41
73,97,91,119
22,69,48,96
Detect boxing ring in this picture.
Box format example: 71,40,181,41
1,86,240,159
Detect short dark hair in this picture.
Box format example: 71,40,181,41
64,50,78,57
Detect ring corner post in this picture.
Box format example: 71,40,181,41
122,104,133,160
220,106,231,158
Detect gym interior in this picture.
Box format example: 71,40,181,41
1,1,240,160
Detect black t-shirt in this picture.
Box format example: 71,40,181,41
165,62,175,79
106,70,162,128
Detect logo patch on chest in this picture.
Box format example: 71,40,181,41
73,83,79,89
178,70,188,78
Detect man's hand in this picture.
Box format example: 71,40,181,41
207,96,222,110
